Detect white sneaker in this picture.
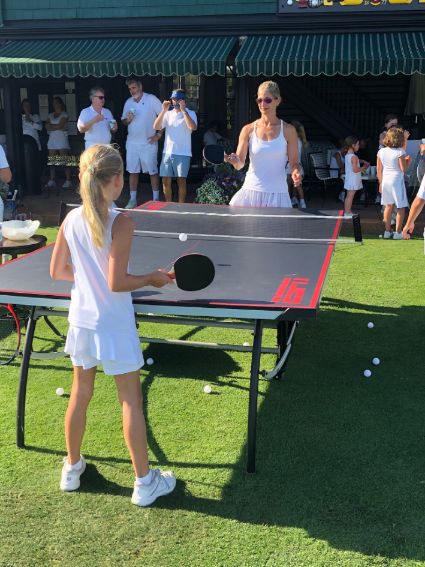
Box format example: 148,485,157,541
62,180,72,189
299,199,306,209
344,213,353,219
45,180,56,188
131,469,176,507
383,230,393,239
291,197,299,207
393,232,403,240
60,456,86,491
125,198,137,209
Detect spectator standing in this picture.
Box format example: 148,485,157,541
21,99,42,151
377,127,410,239
343,136,368,217
77,87,117,150
121,79,163,208
286,120,308,208
45,96,72,189
153,89,197,203
203,120,224,147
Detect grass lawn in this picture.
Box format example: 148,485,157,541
1,227,425,567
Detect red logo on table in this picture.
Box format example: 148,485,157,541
272,277,309,305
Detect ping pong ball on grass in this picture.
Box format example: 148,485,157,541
372,357,380,366
367,322,374,329
146,358,154,366
56,387,65,396
243,341,250,347
363,369,372,378
179,233,188,242
203,385,212,394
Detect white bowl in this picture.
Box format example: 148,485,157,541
1,220,40,241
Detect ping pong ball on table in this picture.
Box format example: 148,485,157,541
363,369,372,378
179,233,188,242
367,322,374,329
56,387,65,396
372,357,380,366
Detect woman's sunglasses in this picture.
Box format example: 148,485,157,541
94,95,105,100
256,97,274,104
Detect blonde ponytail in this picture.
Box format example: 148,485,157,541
79,144,123,247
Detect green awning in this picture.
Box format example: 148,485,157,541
0,36,236,78
236,33,425,77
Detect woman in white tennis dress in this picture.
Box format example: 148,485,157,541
226,81,302,208
45,96,72,189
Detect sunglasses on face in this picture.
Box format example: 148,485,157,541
94,95,105,100
256,97,274,104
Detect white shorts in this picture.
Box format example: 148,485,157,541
126,142,158,175
47,140,70,151
65,325,144,376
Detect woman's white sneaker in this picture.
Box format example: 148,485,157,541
131,469,176,507
60,456,86,491
383,230,393,239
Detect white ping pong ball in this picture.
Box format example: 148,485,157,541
379,234,383,239
146,357,154,366
372,357,380,366
203,385,212,394
367,322,374,329
363,369,372,378
56,387,64,396
179,233,188,242
243,342,250,347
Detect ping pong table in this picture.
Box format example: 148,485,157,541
0,201,345,473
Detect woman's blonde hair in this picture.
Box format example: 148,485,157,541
291,120,309,148
79,144,123,248
258,81,281,99
383,127,405,149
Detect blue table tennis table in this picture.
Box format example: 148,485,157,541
0,201,347,472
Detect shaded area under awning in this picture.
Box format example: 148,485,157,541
235,33,425,77
0,36,237,78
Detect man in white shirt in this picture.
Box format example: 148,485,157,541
121,79,163,208
153,89,197,203
77,87,117,150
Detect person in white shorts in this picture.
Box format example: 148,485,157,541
77,87,117,150
153,89,197,203
50,144,176,506
45,97,72,189
121,79,163,208
402,143,425,239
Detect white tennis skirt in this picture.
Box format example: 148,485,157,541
229,187,292,208
65,325,144,375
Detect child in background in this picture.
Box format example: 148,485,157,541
287,121,308,208
50,144,176,507
377,127,410,239
330,139,347,203
343,136,369,217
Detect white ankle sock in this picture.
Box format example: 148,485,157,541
136,469,153,485
130,191,137,200
69,457,83,470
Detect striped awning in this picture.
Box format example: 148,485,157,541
0,36,236,78
235,33,425,77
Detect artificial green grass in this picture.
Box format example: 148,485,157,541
1,230,425,567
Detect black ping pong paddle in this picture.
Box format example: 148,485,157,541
171,253,215,291
203,144,225,166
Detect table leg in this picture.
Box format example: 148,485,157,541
247,319,263,474
17,307,38,448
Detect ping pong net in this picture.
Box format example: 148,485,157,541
59,204,361,243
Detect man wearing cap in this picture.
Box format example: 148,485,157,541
121,79,163,208
153,89,197,203
77,87,117,150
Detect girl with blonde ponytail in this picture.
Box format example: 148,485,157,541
50,144,176,506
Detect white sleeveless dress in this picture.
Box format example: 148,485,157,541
63,206,144,372
229,120,292,208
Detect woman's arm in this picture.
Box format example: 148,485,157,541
285,124,302,187
351,155,365,174
50,224,74,282
108,214,174,292
376,156,383,185
399,154,411,173
32,115,43,131
224,124,251,170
